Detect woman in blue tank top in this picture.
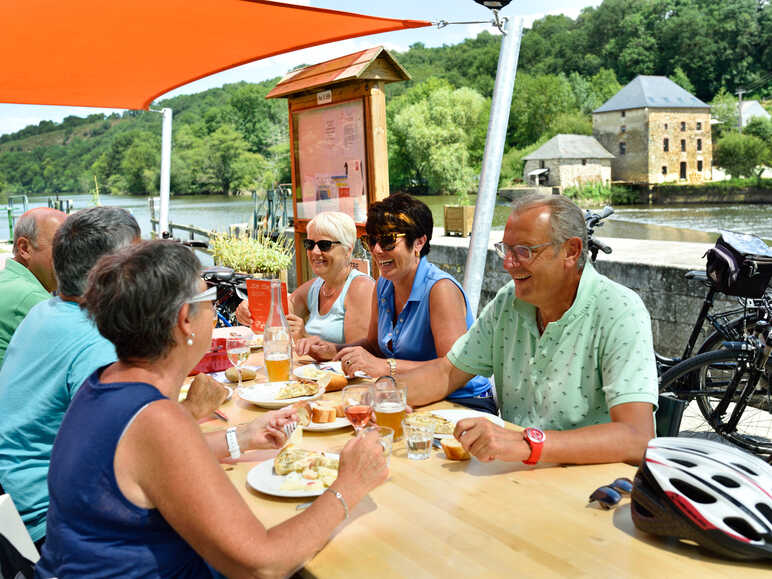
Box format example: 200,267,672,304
36,241,388,578
236,211,374,345
295,194,496,414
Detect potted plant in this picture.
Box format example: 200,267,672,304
209,228,293,282
443,190,475,237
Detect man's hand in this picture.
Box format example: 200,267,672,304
181,374,228,420
235,299,253,327
294,335,337,361
454,418,529,463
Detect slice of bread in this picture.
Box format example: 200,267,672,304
292,401,311,426
441,438,471,461
311,402,337,423
317,371,348,392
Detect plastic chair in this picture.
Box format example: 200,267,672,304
0,494,39,563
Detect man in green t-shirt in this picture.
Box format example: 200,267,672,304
0,208,67,367
401,193,658,466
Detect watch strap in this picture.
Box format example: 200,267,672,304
225,426,241,460
522,427,545,465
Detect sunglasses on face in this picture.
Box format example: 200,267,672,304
493,241,552,263
303,239,342,252
361,233,406,252
588,477,633,509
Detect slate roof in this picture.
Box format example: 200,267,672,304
593,75,709,113
522,134,614,161
740,100,771,127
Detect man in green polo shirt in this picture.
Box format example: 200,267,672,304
0,208,66,367
403,193,657,466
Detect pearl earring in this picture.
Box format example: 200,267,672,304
186,332,195,346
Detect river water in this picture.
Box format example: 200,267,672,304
3,193,771,245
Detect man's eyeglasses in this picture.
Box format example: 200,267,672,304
303,239,342,252
494,241,552,263
188,285,217,304
361,233,406,252
588,477,633,509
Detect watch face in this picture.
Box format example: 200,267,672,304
526,428,545,444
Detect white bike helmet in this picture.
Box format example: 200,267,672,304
631,437,772,560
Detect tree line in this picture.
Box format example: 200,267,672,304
1,0,770,198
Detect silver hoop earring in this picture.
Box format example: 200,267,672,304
186,332,195,347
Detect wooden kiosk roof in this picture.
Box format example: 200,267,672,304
266,46,411,99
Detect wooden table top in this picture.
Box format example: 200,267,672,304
195,329,769,578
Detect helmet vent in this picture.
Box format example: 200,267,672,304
757,503,772,526
731,462,758,476
670,479,717,504
670,458,697,468
724,517,762,541
631,501,654,519
712,475,740,488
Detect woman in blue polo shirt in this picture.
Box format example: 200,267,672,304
295,194,495,414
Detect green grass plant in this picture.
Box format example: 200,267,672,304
209,228,293,275
562,182,637,205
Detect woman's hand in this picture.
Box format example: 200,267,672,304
334,346,386,378
286,313,306,342
244,406,298,450
235,299,253,327
294,335,337,361
332,429,389,505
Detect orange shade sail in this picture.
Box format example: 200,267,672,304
0,0,429,110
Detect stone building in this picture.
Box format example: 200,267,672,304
522,134,613,190
593,75,712,184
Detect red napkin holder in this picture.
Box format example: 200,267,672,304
189,338,231,376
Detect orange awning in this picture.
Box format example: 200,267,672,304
0,0,429,110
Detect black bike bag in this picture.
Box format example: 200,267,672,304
704,230,772,298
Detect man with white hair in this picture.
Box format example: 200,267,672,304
0,207,66,367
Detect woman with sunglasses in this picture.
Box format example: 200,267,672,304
296,194,495,414
236,211,374,344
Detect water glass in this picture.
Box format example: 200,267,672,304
225,336,250,389
365,425,394,461
402,419,435,460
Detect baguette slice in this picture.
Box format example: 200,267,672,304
311,403,336,423
292,401,311,426
318,371,348,392
441,437,471,461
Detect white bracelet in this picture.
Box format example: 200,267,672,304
225,427,241,460
327,488,349,520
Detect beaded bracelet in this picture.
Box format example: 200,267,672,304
326,488,349,520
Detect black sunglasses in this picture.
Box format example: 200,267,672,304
303,239,342,252
588,477,633,509
361,233,406,252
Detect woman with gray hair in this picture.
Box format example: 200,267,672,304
37,240,388,578
237,211,374,344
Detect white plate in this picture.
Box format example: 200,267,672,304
247,453,339,498
294,361,368,380
429,409,505,439
177,384,233,403
209,365,262,385
237,382,324,409
302,416,351,432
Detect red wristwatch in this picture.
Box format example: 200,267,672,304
522,427,546,464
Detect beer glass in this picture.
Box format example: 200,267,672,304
373,375,407,439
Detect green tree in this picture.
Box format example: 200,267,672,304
202,124,264,194
713,133,768,178
669,66,695,95
710,87,739,138
743,116,772,148
507,73,575,147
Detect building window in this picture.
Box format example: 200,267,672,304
697,160,703,171
619,142,626,155
697,138,702,151
582,159,587,166
681,139,686,152
662,166,667,175
663,138,669,152
680,121,686,131
696,121,702,131
664,123,668,130
539,160,545,169
680,162,687,179
620,125,626,133
621,110,626,118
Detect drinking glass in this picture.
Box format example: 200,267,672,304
264,326,291,382
226,336,250,389
342,384,375,433
402,419,435,460
365,425,394,462
373,376,407,440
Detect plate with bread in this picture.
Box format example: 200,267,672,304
247,429,339,497
404,409,505,439
237,380,323,409
293,362,368,390
293,400,351,432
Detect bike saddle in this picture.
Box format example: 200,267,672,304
202,266,235,282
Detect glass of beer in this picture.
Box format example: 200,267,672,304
373,375,407,440
263,326,291,382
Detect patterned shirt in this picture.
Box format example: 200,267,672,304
447,263,658,428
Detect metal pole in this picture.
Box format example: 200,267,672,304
462,16,522,315
159,107,173,236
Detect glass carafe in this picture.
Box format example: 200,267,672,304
263,279,292,382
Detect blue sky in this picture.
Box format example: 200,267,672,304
0,0,599,137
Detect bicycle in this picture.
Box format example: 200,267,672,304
201,266,251,328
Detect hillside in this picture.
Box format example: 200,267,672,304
1,0,770,197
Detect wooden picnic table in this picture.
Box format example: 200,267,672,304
193,328,769,578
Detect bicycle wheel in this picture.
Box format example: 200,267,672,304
659,349,772,455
